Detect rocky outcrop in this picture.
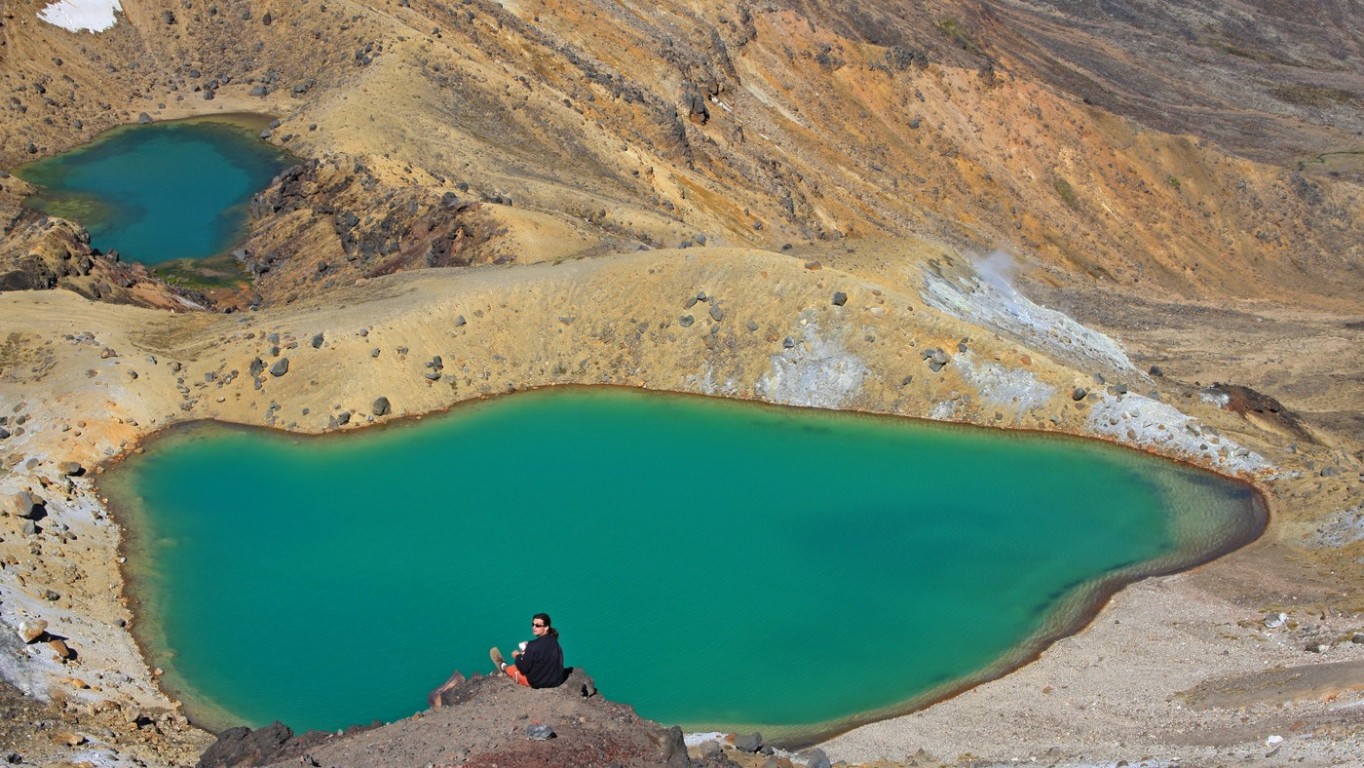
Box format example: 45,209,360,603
0,207,209,310
197,722,298,768
1204,382,1314,442
238,157,512,307
196,668,687,768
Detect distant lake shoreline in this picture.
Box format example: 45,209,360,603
15,113,293,268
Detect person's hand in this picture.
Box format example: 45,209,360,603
511,650,521,659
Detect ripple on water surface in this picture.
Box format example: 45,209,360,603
103,388,1264,740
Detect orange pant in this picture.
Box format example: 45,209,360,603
503,664,531,687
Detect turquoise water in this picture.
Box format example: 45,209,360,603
15,117,291,265
107,388,1262,738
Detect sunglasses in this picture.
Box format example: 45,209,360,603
532,622,546,628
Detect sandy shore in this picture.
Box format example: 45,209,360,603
2,241,1362,766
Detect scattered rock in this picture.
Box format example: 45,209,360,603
831,291,847,306
1264,612,1287,629
735,732,763,752
311,333,324,349
373,397,391,416
803,747,832,768
57,461,83,476
198,722,293,768
10,491,44,520
1072,387,1088,401
708,304,724,322
922,348,949,371
48,639,73,660
679,315,694,327
527,724,556,740
269,358,290,377
18,620,47,644
1305,641,1330,653
453,315,467,327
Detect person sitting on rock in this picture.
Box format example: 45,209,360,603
490,612,564,688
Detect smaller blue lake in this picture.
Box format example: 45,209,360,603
105,388,1264,742
16,115,291,266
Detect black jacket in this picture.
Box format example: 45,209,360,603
515,633,564,688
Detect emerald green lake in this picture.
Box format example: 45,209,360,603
105,388,1263,740
16,117,291,265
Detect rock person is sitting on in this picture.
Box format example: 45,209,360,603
491,612,564,688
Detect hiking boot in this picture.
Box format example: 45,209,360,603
489,647,506,671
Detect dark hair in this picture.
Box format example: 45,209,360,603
533,612,559,637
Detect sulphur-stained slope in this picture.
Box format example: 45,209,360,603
3,0,1362,310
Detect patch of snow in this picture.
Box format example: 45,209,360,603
1084,392,1270,474
37,0,122,32
921,252,1135,374
755,322,869,409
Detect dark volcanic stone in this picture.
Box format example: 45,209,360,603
197,721,292,768
373,396,391,416
269,358,289,377
12,491,44,520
